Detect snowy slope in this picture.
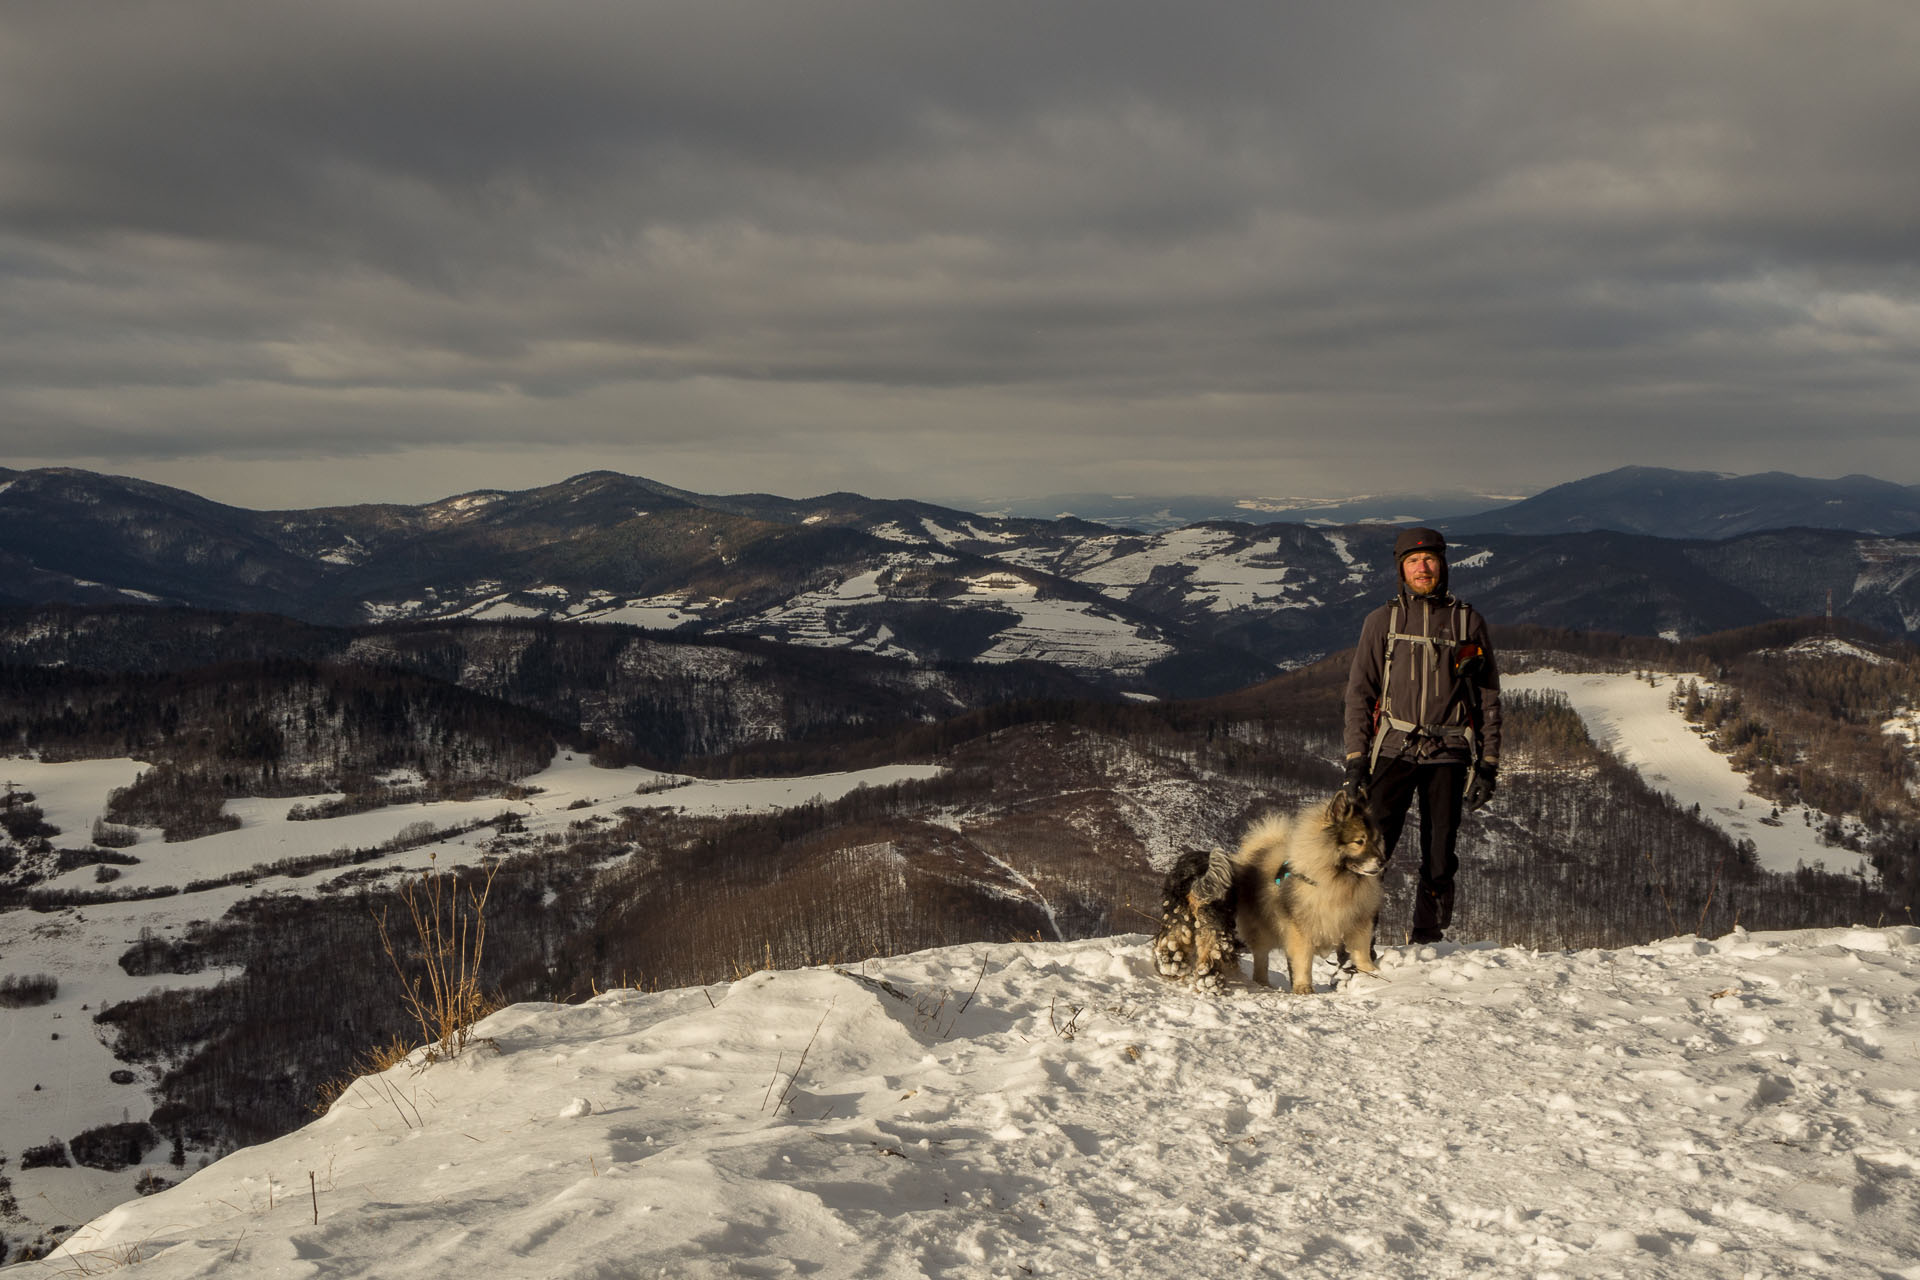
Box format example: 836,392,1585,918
0,753,942,1243
1504,672,1875,877
33,927,1920,1278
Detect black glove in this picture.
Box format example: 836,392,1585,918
1464,762,1497,812
1341,756,1370,800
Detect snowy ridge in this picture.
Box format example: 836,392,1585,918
39,927,1920,1278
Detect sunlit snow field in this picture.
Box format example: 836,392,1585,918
38,927,1920,1278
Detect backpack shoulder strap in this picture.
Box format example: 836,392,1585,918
1367,598,1403,771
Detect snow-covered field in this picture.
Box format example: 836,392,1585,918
0,755,945,900
36,926,1920,1279
0,753,942,1242
1505,672,1874,877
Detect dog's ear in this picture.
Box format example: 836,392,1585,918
1328,789,1354,823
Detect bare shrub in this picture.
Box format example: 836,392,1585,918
0,973,58,1007
0,798,57,843
384,820,443,851
90,818,140,849
375,857,501,1062
68,1121,159,1171
118,928,206,977
106,765,240,843
20,1139,68,1169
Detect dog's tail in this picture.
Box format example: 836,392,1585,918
1233,812,1290,863
1194,847,1234,903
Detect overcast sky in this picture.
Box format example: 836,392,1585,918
3,1,1917,511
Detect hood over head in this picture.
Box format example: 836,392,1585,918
1393,526,1449,598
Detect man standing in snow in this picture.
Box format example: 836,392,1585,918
1341,527,1501,945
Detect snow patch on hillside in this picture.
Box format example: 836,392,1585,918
868,521,920,544
42,926,1920,1278
1767,636,1891,665
974,598,1173,674
1321,530,1373,585
918,517,1014,547
464,598,545,621
360,599,427,621
429,493,504,521
574,594,713,628
1006,527,1310,614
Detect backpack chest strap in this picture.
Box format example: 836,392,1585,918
1386,631,1461,649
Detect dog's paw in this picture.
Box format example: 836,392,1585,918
1151,938,1191,977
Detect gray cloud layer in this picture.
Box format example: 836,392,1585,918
2,2,1917,506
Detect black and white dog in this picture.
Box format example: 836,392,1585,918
1150,847,1242,988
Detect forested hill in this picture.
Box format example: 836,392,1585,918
0,605,1104,772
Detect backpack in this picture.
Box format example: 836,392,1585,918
1367,595,1485,772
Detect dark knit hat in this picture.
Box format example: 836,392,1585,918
1394,527,1447,564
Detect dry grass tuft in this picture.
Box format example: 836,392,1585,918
372,856,501,1065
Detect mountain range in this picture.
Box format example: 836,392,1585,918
967,486,1514,531
1442,466,1920,538
5,465,1920,698
972,468,1920,537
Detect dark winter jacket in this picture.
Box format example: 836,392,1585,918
1343,588,1502,770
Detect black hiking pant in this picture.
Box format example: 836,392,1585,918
1367,757,1466,940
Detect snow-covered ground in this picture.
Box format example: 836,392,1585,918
34,926,1920,1278
1505,672,1874,877
0,753,942,1241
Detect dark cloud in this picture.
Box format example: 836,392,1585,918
2,1,1917,507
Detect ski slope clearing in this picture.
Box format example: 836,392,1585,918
0,753,943,1243
38,927,1920,1279
1504,672,1873,877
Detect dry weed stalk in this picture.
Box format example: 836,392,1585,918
1049,996,1086,1039
313,1033,417,1113
374,855,501,1063
37,1239,151,1278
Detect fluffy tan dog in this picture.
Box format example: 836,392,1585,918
1231,792,1386,993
